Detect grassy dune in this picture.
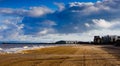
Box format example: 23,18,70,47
0,45,120,66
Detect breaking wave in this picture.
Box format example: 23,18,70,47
0,44,74,54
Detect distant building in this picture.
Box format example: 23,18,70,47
94,36,101,44
93,35,120,46
115,40,120,46
65,41,78,44
114,36,120,46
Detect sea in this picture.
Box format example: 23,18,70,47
0,44,74,53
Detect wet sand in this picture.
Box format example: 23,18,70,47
0,44,120,66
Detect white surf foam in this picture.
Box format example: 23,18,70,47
0,44,75,54
0,48,2,50
0,45,55,54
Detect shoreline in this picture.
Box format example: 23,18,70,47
0,45,120,66
0,44,78,54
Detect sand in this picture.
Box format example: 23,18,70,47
0,44,120,66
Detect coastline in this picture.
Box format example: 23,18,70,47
0,44,77,54
0,44,120,66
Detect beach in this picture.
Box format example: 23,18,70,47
0,44,120,66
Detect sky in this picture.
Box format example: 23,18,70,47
0,0,120,42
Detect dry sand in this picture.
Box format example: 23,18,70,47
0,44,120,66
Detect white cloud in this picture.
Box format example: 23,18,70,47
0,0,120,42
69,2,94,7
84,23,90,27
0,8,27,16
0,8,13,14
0,25,8,30
92,19,120,29
68,2,96,14
38,28,56,35
29,7,53,17
0,16,24,40
12,33,88,42
67,1,117,15
54,2,65,11
93,19,112,28
39,29,48,35
84,29,120,37
41,20,57,26
0,6,53,17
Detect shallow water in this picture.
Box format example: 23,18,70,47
0,44,74,53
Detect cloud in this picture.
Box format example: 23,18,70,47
36,20,57,35
28,7,53,17
84,23,90,27
0,6,53,17
0,25,8,30
68,2,94,7
0,16,24,40
0,0,120,42
38,28,56,35
85,19,120,29
41,20,57,26
92,19,120,29
66,1,111,15
54,2,65,11
84,29,120,38
0,8,27,16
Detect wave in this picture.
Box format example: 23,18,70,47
0,44,75,54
